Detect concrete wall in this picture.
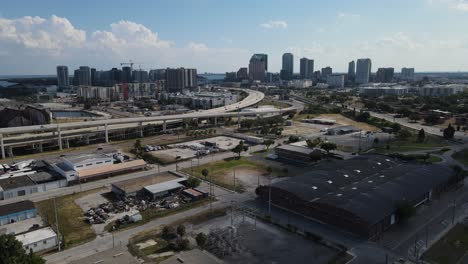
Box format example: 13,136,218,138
0,209,37,226
23,235,58,253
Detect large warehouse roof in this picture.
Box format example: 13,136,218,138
270,154,453,225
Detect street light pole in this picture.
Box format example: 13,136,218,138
268,173,272,216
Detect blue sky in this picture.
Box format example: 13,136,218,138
1,0,468,74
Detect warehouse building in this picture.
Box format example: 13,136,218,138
256,154,461,239
15,227,58,253
0,200,36,226
111,172,185,198
275,144,322,164
0,170,67,200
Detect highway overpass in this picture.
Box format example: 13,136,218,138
0,88,296,158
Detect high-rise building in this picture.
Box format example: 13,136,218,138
149,69,166,81
313,71,321,84
401,68,415,81
321,67,333,81
91,68,97,86
77,66,91,86
300,57,314,79
237,67,248,80
327,74,345,88
184,68,198,88
122,66,132,83
375,68,395,83
249,54,268,82
56,66,69,88
132,70,149,83
281,53,294,80
225,72,237,82
356,58,372,84
166,68,186,92
348,61,356,79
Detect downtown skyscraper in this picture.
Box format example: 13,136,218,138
356,58,372,84
249,54,268,82
56,65,69,88
281,53,293,80
300,58,314,79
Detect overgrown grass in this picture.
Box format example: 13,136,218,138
258,99,291,109
373,134,449,154
423,224,468,264
35,189,101,248
182,157,286,192
453,148,468,166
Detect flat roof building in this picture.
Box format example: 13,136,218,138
111,172,182,197
0,200,36,226
15,227,58,253
256,154,461,239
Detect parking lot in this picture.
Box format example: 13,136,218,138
169,136,241,151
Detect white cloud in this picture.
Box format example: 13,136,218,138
0,15,85,55
259,20,287,29
429,0,468,11
337,12,360,19
0,15,250,74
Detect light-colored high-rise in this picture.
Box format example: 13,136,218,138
356,58,372,84
56,66,69,88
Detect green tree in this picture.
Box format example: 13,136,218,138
417,129,426,142
0,234,46,264
201,169,209,179
187,176,201,188
306,138,322,149
231,141,248,158
264,139,274,150
176,225,186,237
443,124,456,139
396,129,412,140
320,142,337,154
288,135,300,143
133,139,143,158
424,113,440,125
196,232,207,247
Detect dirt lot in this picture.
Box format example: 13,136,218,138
150,148,198,164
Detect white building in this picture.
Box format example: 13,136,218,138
359,86,408,97
327,74,345,88
286,79,313,88
419,84,465,97
62,154,113,171
15,227,58,253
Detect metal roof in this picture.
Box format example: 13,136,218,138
144,179,185,194
0,200,35,217
15,227,56,245
270,154,454,225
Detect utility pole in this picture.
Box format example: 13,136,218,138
268,173,272,216
452,198,457,225
233,168,236,191
210,173,213,214
53,197,61,251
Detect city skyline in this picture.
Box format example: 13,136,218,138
1,0,468,74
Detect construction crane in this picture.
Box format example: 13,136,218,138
120,60,134,71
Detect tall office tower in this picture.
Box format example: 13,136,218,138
249,54,268,82
237,67,248,80
281,53,294,80
90,68,97,86
300,58,308,79
401,67,415,81
56,66,69,88
321,67,333,81
165,68,186,92
356,58,372,84
109,68,122,84
122,66,132,83
299,57,314,79
77,66,91,86
132,70,149,83
348,61,356,78
375,68,395,83
184,68,198,88
313,71,321,83
307,59,314,79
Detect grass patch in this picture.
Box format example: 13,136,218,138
453,148,468,166
258,99,290,109
374,135,449,154
423,224,468,264
106,198,212,232
292,113,317,121
182,157,286,192
35,189,101,248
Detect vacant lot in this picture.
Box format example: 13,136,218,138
423,224,468,264
453,148,468,166
36,189,102,248
317,114,380,132
258,99,290,109
183,157,285,192
374,134,449,153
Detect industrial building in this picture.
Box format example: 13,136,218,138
256,154,461,239
275,144,322,164
0,200,36,226
326,125,360,135
112,172,187,197
15,227,58,253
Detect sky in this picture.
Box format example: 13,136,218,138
1,0,468,75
